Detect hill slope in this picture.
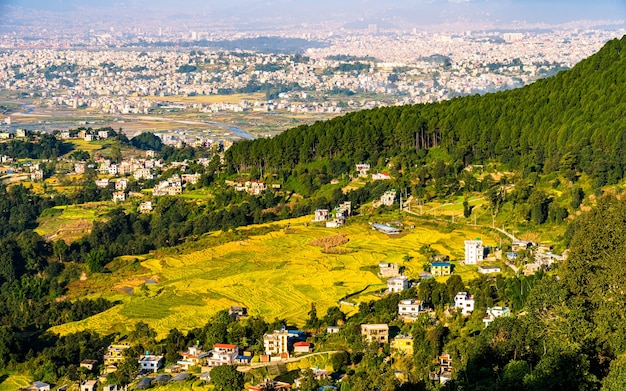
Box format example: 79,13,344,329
227,36,626,186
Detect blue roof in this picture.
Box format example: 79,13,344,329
432,262,451,267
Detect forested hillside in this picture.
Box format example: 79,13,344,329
227,36,626,188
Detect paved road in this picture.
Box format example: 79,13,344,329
237,350,341,372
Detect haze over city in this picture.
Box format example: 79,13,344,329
1,0,625,34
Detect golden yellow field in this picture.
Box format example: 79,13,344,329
49,216,495,338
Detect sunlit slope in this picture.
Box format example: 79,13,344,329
50,216,494,337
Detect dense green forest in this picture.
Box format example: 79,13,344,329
226,36,626,191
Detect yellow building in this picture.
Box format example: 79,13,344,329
391,335,414,355
104,343,131,365
431,262,451,276
361,324,389,344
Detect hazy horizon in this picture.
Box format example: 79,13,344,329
1,0,625,33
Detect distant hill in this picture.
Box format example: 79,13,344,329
133,37,328,54
227,35,626,188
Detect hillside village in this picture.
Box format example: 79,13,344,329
0,126,569,391
17,226,562,390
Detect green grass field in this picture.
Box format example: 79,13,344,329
35,203,114,243
49,215,496,338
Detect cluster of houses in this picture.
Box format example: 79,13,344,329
60,129,113,142
223,179,284,196
92,154,160,179
312,201,352,228
506,240,565,275
354,162,391,181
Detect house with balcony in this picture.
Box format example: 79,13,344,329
103,343,131,366
398,299,424,321
206,344,239,367
361,324,389,344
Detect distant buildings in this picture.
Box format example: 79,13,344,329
313,209,329,222
478,265,501,274
378,190,396,206
378,262,401,278
372,172,391,181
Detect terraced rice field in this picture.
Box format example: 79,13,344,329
50,216,495,338
0,374,31,391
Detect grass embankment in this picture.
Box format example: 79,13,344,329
49,215,495,338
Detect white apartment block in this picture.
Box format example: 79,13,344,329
454,292,475,316
464,239,484,265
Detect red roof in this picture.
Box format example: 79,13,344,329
214,343,236,349
293,342,311,347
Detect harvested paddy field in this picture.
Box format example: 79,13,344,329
50,216,496,338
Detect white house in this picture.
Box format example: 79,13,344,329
293,342,312,354
263,329,289,356
177,345,208,370
398,299,423,320
313,209,329,222
387,275,410,293
483,306,511,327
138,355,164,373
95,178,110,188
356,163,370,177
379,190,396,206
139,201,153,213
115,179,128,191
464,239,484,265
477,265,501,274
112,192,126,202
326,326,340,334
81,380,97,391
32,382,50,391
372,172,391,180
454,292,475,315
206,343,239,367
